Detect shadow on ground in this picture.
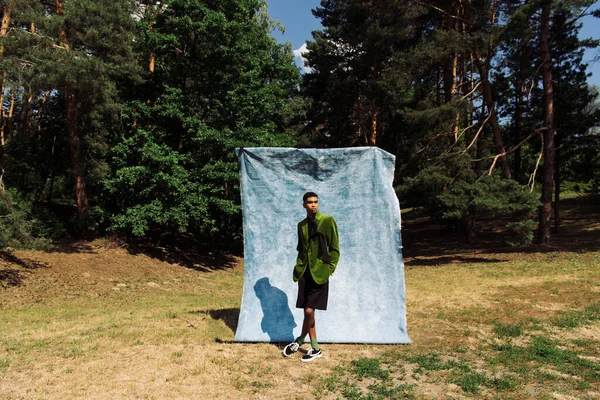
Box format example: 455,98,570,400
0,251,49,288
51,234,240,273
197,308,240,333
126,236,239,272
407,255,507,267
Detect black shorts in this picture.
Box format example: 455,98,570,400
296,269,329,310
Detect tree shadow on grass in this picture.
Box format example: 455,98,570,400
50,240,98,254
47,234,241,273
402,194,600,262
189,308,240,333
0,251,49,288
126,238,239,273
407,255,507,267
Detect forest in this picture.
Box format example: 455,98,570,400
0,0,598,249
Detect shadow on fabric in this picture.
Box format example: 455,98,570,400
254,277,296,342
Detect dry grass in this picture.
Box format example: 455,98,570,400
1,195,599,399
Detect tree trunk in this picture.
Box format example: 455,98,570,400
513,81,525,179
0,4,10,53
18,89,32,139
1,87,15,144
537,2,555,244
474,50,512,179
57,0,88,218
554,135,560,234
35,91,50,132
369,100,378,146
56,0,68,49
0,4,11,146
65,86,89,217
46,134,58,202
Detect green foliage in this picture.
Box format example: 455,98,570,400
304,0,600,248
104,0,301,245
505,220,537,246
0,190,53,250
399,154,539,243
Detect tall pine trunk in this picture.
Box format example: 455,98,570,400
513,81,525,179
554,133,560,233
0,4,11,145
65,86,89,217
18,89,32,139
369,101,378,146
537,2,555,244
1,87,15,144
56,0,89,218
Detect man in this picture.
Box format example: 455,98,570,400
283,192,340,362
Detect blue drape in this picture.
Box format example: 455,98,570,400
234,147,410,344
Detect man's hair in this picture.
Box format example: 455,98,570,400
303,191,318,202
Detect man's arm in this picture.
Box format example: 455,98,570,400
325,217,340,274
296,223,303,253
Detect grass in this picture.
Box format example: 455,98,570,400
1,195,600,399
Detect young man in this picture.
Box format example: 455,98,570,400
283,192,340,362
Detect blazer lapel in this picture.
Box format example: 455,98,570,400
301,219,309,242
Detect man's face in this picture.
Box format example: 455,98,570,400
303,196,319,216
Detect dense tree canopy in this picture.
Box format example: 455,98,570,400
0,0,598,248
302,0,599,243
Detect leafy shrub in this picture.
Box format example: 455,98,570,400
0,189,53,250
398,153,538,244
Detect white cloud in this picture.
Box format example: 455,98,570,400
293,43,313,74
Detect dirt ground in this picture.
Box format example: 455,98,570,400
1,195,599,399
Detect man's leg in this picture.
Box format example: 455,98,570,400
301,307,315,341
303,307,319,350
300,307,322,362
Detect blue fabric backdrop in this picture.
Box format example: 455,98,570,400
234,147,410,344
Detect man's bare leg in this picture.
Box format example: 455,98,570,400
284,307,314,357
301,307,315,340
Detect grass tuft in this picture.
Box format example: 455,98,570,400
453,371,488,393
494,322,524,338
350,357,390,380
552,302,600,328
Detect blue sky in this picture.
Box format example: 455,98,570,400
265,0,600,87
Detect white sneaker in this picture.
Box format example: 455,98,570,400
301,347,322,362
282,342,300,357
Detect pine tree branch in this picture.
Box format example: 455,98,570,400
446,120,480,153
463,111,493,153
528,134,544,192
8,28,68,50
416,132,447,155
413,0,468,22
460,81,481,100
473,127,547,175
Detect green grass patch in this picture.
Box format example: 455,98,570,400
492,335,600,387
494,322,524,338
0,359,11,374
452,371,488,393
552,302,600,329
350,357,390,380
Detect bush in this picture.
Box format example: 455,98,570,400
0,189,53,250
398,154,538,245
506,220,537,246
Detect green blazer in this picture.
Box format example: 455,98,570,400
293,212,340,285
